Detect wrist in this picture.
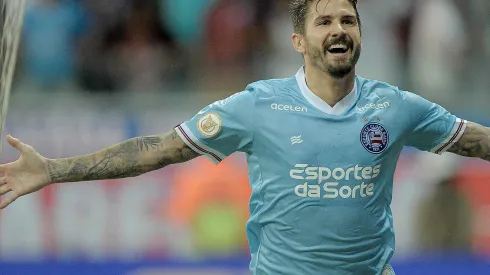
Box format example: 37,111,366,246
44,158,65,184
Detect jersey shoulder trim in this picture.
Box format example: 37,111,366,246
174,124,225,164
430,118,467,155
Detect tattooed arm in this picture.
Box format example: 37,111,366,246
47,130,199,183
0,130,199,208
447,122,490,161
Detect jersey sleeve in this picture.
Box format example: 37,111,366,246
174,89,255,164
403,91,467,154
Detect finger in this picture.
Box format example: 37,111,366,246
0,184,11,195
7,135,29,153
0,177,6,185
0,194,18,209
0,163,14,175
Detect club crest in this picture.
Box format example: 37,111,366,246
360,123,389,154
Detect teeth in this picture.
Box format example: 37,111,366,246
328,44,348,50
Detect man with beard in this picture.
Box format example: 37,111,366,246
0,0,488,274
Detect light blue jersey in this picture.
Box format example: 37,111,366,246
175,67,467,275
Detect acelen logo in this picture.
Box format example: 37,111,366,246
271,103,307,113
290,164,381,199
357,101,390,112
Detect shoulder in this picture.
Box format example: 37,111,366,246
245,76,299,99
356,76,437,120
357,76,415,102
211,76,297,109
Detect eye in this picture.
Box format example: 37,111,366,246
318,20,331,26
342,19,355,25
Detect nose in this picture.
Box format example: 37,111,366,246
331,22,347,37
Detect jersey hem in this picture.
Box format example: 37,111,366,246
430,118,467,154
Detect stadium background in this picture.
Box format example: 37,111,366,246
1,0,490,274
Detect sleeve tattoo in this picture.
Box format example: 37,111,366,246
447,122,490,161
47,130,199,183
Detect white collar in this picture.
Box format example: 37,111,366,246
295,66,357,115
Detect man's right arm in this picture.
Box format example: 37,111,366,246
47,130,199,183
0,130,199,209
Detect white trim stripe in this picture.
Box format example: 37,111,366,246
179,123,227,160
430,118,467,154
174,125,220,164
174,123,226,164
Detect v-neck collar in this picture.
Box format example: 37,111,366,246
295,66,358,116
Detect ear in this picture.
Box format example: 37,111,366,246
292,33,306,55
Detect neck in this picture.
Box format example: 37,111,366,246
303,63,356,107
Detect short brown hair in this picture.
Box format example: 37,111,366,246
289,0,361,34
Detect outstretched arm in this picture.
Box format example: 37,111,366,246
47,130,198,183
0,130,199,209
447,121,490,161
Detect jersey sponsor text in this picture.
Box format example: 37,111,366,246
290,164,381,199
271,103,307,113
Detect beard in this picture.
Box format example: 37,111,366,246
305,35,361,79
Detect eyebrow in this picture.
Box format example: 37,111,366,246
341,15,357,20
313,14,356,21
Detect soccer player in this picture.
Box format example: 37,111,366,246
0,0,486,274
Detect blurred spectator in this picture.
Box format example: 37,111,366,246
110,1,189,92
198,0,268,91
158,0,216,45
393,1,416,89
455,0,490,105
22,0,89,90
205,0,255,66
417,177,472,252
79,0,189,92
355,0,408,85
165,157,251,256
74,0,129,92
408,0,468,105
263,0,304,79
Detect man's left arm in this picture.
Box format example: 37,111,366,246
447,121,490,161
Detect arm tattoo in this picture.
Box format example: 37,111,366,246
47,130,199,183
447,122,490,161
137,137,161,152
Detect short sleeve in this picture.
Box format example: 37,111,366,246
174,90,255,164
404,91,467,154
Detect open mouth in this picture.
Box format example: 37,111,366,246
327,44,349,54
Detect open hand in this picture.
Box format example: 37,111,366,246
0,136,50,209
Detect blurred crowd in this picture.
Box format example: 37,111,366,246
14,0,490,110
